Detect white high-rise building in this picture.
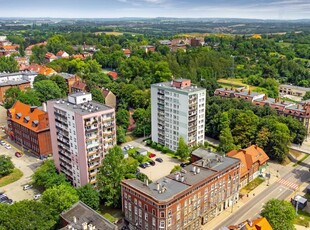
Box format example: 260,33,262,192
151,79,206,151
47,92,116,188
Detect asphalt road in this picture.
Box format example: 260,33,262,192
214,158,310,229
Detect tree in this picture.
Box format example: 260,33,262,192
30,45,47,64
3,87,21,109
117,126,126,144
170,165,182,174
50,75,69,96
130,90,150,109
97,146,137,207
41,184,79,218
90,88,104,104
18,89,41,106
32,160,68,189
0,156,14,177
0,56,18,73
261,199,296,230
176,136,190,161
34,80,63,102
303,91,310,100
0,200,56,230
76,184,100,210
33,74,48,84
218,127,236,154
116,109,130,129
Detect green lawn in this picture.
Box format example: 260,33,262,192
241,177,265,194
294,210,310,227
0,168,23,187
99,205,123,224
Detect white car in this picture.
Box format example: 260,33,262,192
0,140,5,146
34,194,41,200
127,144,133,149
5,144,11,149
23,184,33,190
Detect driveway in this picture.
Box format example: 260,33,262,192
123,140,181,182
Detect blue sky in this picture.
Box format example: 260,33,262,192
1,0,309,19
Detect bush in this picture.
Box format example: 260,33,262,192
156,144,163,151
146,139,152,146
150,141,157,149
162,146,169,154
0,155,14,177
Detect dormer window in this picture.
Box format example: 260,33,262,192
15,112,22,119
24,116,30,123
32,120,39,127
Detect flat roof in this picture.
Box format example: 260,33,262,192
52,98,113,116
57,72,76,79
280,84,310,91
0,71,37,77
254,97,293,106
0,79,30,86
123,148,239,202
152,81,205,94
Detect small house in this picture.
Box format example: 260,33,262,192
291,195,307,209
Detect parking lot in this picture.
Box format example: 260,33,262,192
123,140,181,182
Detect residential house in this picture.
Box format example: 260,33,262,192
56,73,81,93
0,80,31,103
25,42,47,57
0,44,19,56
102,88,116,108
121,148,241,229
56,50,69,59
7,101,52,157
123,48,131,58
23,63,56,76
279,84,310,97
107,71,118,80
227,145,269,187
59,201,118,230
140,45,156,53
0,71,38,88
190,37,205,47
45,52,57,62
71,80,87,93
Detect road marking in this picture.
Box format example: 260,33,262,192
277,179,299,190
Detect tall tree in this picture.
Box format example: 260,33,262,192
0,56,18,73
34,80,63,102
30,45,47,64
0,156,14,177
90,88,104,104
117,126,126,144
218,127,236,154
3,87,21,109
116,109,130,129
176,136,190,161
261,199,296,230
76,184,100,210
97,146,137,207
50,75,69,96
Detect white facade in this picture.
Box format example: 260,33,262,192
0,71,38,87
151,80,206,151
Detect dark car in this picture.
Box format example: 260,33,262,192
1,199,13,205
15,152,22,158
149,160,155,166
180,162,191,168
139,163,146,169
155,157,163,163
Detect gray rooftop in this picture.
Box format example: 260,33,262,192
254,97,293,107
280,84,310,91
285,104,307,112
0,79,30,86
57,72,76,79
124,148,239,202
234,90,264,97
152,81,205,94
0,71,38,77
60,201,117,230
53,97,113,116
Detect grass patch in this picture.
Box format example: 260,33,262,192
293,154,309,167
294,209,310,227
0,168,23,187
99,205,123,224
290,149,302,159
125,134,135,142
281,97,299,103
217,78,257,91
241,177,265,194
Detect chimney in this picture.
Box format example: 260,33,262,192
263,95,267,100
82,222,87,230
156,182,160,191
255,225,262,230
88,224,93,230
247,90,251,95
196,167,201,174
73,216,77,223
255,144,258,149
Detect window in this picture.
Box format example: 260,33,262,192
177,204,181,211
168,210,172,217
152,209,156,215
152,217,156,226
160,221,165,228
145,213,148,221
160,211,165,218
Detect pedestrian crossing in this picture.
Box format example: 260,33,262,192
277,179,299,190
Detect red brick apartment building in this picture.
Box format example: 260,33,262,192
7,101,52,157
121,148,240,230
214,88,310,137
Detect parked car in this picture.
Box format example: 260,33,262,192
5,144,11,149
23,184,33,190
139,163,146,169
144,162,151,167
127,144,133,149
1,198,13,204
149,160,155,166
0,140,5,146
149,153,156,158
155,157,163,163
15,152,22,158
34,194,41,200
180,162,191,168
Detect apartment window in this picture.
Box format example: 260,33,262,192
168,218,172,226
135,206,138,215
144,204,148,211
134,198,137,205
177,204,181,211
160,221,165,228
152,209,156,215
168,210,172,217
125,201,128,209
177,212,180,221
139,201,142,207
152,217,156,226
160,211,165,218
139,209,142,217
145,213,148,221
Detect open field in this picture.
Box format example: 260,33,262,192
217,78,257,91
0,168,23,187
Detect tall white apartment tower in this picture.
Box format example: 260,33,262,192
47,92,116,188
151,79,206,151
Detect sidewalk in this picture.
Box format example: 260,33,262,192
204,159,306,230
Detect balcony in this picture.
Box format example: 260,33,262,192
88,163,100,170
188,116,197,122
189,111,197,117
88,155,100,163
102,116,114,122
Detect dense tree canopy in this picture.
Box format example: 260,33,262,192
34,80,63,102
0,156,14,177
0,56,18,73
76,184,100,210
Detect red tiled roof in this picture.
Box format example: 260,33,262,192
8,101,49,132
72,81,87,90
122,48,131,55
107,71,118,80
45,52,56,59
24,63,56,76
